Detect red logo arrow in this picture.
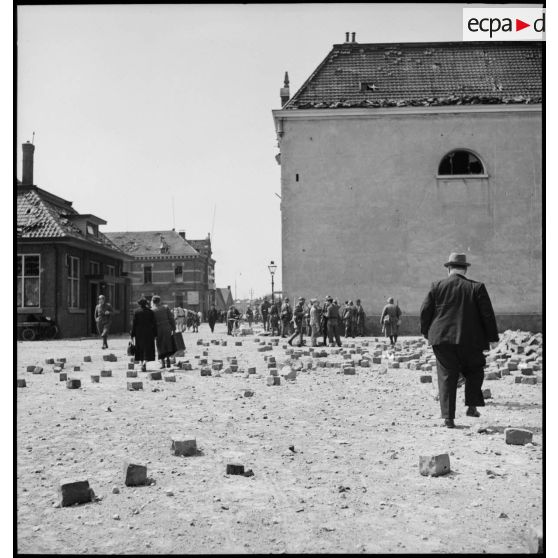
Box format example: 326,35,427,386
516,19,530,31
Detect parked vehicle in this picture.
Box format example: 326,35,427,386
17,314,59,341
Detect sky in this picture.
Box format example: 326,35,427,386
16,3,540,300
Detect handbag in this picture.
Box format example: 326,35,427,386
172,331,186,352
127,341,135,356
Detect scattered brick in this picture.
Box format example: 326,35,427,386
45,358,55,365
343,367,356,375
235,341,242,346
514,377,523,384
372,357,382,364
17,379,26,388
90,375,100,383
147,371,162,380
127,381,143,391
164,375,176,382
267,376,281,386
521,377,537,385
83,356,92,362
58,479,93,507
248,367,256,375
171,438,197,456
242,389,254,397
73,366,81,372
200,368,212,377
505,428,533,445
59,373,67,381
420,375,432,383
66,379,81,389
419,454,451,477
101,370,112,378
485,372,500,381
226,463,245,475
58,358,67,363
32,367,43,374
520,366,534,376
127,371,138,378
482,388,492,399
127,363,135,370
123,462,147,486
26,366,35,372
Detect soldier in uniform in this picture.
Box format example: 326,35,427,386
326,298,342,347
260,298,271,332
321,295,331,346
355,299,366,336
287,297,306,347
269,301,281,336
280,298,293,337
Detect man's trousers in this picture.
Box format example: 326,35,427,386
432,344,486,419
327,319,342,347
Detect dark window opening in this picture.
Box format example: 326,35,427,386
143,266,152,284
175,294,184,307
296,174,299,182
438,150,484,175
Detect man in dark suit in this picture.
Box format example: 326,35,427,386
420,253,499,428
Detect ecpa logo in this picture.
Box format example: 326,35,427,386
463,8,545,41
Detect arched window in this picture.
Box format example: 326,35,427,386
438,150,485,176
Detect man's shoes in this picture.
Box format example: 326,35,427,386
141,363,146,372
444,418,456,428
466,407,480,417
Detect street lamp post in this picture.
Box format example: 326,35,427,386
268,261,277,303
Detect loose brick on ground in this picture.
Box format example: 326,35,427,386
58,479,93,507
419,454,451,477
123,462,147,487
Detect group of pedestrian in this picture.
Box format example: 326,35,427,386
130,295,176,370
172,304,201,333
94,250,499,430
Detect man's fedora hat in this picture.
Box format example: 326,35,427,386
444,252,471,268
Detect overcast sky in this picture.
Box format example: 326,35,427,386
17,3,540,299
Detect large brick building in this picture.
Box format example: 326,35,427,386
16,143,130,338
272,38,542,333
105,230,215,320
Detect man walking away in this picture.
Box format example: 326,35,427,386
287,297,306,347
95,294,113,349
355,299,366,336
326,298,342,347
420,253,499,429
269,301,281,336
207,304,219,333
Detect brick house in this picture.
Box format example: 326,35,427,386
16,143,130,338
105,230,215,320
272,38,542,333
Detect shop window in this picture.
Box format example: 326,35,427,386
144,266,152,284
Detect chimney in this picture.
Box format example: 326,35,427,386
345,32,350,43
280,71,290,107
351,32,356,43
178,230,186,240
22,141,35,185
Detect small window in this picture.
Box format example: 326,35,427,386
90,261,100,275
106,265,115,277
438,150,485,175
86,222,98,236
174,265,183,283
175,294,184,307
144,266,152,284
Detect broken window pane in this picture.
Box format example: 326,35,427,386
438,150,485,175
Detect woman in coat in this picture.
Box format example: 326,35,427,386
380,297,402,347
131,298,157,371
151,295,176,368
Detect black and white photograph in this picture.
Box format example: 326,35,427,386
15,3,544,554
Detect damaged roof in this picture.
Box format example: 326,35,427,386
284,41,542,109
105,230,200,258
16,185,124,252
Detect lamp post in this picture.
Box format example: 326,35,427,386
268,261,277,303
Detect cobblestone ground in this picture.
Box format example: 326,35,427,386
17,323,542,554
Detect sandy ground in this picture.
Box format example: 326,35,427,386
17,323,542,554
